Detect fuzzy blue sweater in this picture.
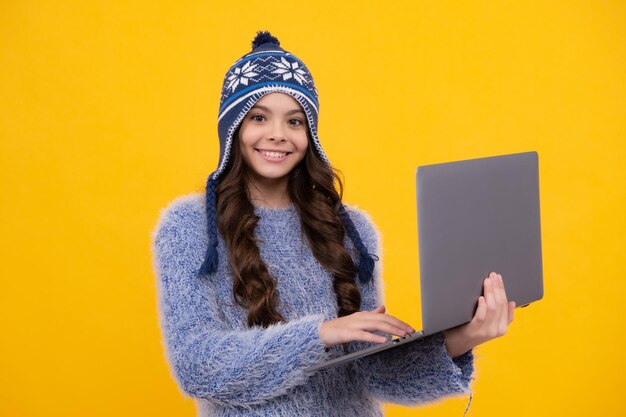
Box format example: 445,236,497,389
151,193,474,416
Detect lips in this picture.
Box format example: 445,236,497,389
256,149,291,162
258,149,289,158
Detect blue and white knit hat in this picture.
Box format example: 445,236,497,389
199,31,376,283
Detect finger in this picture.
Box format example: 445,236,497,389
497,274,510,305
493,274,505,305
472,296,487,324
493,274,507,327
356,315,414,335
507,301,515,324
483,277,497,324
352,330,388,344
364,321,412,337
386,315,415,332
362,313,415,333
499,273,512,320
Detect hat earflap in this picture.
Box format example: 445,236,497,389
337,205,378,283
199,174,219,276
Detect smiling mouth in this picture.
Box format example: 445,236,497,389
256,149,291,158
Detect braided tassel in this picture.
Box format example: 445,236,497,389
337,205,378,283
198,174,219,276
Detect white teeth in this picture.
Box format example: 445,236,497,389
260,150,287,158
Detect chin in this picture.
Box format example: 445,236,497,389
253,169,293,181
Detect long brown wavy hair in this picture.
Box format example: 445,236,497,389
216,128,361,327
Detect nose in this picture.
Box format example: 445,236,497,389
269,120,287,142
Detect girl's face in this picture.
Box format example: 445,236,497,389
238,92,309,184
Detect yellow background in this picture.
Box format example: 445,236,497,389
1,1,625,416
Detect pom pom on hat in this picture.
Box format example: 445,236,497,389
251,31,280,50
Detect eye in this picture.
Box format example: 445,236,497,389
250,114,265,122
289,118,304,126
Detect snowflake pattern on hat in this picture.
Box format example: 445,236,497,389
272,57,308,84
219,54,316,106
226,61,259,92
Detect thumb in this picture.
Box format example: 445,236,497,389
370,305,386,314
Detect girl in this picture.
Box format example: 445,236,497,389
152,31,514,417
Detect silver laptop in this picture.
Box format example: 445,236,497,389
305,151,544,373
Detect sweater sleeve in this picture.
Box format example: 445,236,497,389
344,206,475,405
151,197,330,408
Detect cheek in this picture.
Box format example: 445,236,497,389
237,132,255,165
239,141,256,168
295,132,309,153
238,126,260,152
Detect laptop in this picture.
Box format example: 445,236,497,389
305,151,544,373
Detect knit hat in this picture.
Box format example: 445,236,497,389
199,31,376,283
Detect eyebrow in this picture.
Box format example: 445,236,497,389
250,104,305,116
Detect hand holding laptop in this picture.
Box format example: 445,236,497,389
443,272,515,358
